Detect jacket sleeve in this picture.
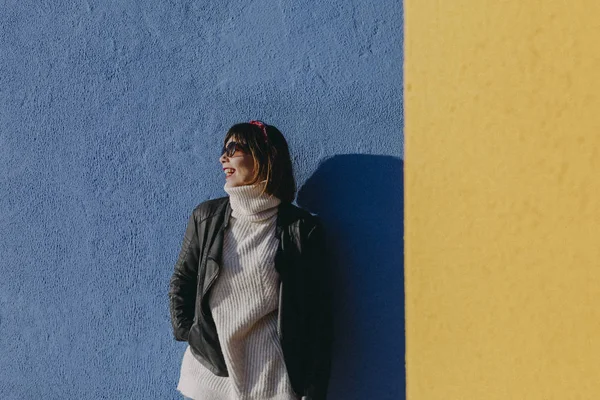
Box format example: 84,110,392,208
303,218,334,400
168,210,200,342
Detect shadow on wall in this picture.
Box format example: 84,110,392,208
297,154,405,400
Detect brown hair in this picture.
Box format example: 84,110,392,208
223,122,296,203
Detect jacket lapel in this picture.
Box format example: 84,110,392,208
203,199,232,294
274,202,292,276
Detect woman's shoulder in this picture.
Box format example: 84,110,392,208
280,202,323,228
191,196,229,221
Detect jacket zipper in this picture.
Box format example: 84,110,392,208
200,267,220,318
277,280,283,339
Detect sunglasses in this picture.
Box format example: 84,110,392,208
221,141,249,158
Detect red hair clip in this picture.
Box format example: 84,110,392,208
249,120,268,142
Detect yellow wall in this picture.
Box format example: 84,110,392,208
404,1,600,398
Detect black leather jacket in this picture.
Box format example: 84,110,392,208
168,196,333,400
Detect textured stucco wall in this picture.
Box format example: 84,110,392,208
405,1,600,399
0,1,403,399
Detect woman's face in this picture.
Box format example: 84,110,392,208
220,137,255,187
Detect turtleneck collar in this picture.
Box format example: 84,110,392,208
223,181,281,222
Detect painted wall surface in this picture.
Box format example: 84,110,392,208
405,1,600,399
0,1,404,399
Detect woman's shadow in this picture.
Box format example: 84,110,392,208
297,154,405,400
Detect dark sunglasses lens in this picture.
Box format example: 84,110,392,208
221,142,239,157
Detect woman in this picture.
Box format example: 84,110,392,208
168,121,333,400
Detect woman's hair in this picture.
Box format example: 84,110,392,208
224,122,296,203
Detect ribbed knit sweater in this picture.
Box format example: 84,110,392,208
176,182,299,400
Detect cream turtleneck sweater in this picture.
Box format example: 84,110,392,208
176,182,299,400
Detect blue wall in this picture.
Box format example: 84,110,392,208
0,1,403,399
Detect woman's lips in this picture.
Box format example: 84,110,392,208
225,168,235,179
